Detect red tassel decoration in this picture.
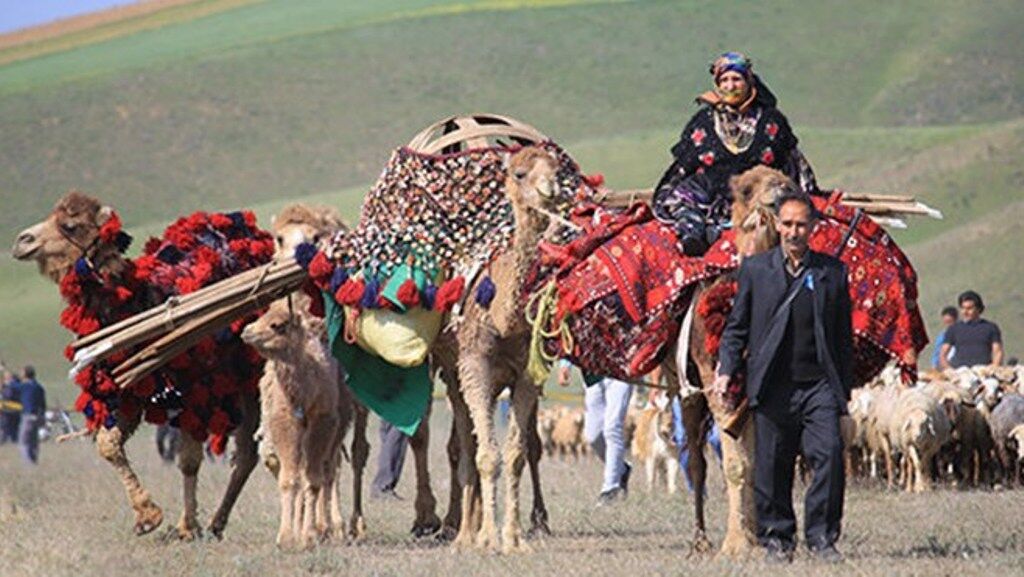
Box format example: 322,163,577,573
396,278,421,308
434,277,465,312
336,278,365,307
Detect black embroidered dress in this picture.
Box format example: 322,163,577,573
653,97,819,254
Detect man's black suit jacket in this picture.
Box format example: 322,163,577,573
717,246,854,411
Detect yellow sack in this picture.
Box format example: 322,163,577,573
348,306,443,367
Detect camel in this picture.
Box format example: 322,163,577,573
241,299,345,549
667,166,806,557
430,146,559,553
11,192,261,540
270,204,442,538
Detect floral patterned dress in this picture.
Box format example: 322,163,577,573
652,104,819,254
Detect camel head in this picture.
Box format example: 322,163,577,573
271,204,346,259
728,166,797,258
12,191,116,283
240,299,307,360
505,146,561,224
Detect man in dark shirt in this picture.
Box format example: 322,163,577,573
939,291,1003,369
16,365,47,464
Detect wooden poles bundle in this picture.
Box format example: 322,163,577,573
69,257,307,389
591,188,943,220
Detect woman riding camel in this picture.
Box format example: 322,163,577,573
653,52,822,255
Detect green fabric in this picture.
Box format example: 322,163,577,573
583,373,604,387
323,293,430,435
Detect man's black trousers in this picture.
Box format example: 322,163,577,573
754,376,844,549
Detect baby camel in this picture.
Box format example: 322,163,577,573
242,300,345,549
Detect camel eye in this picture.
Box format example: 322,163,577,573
514,170,528,181
271,322,287,334
275,235,284,246
61,222,78,234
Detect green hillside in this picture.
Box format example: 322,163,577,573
1,0,1022,392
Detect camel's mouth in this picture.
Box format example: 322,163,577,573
11,243,39,261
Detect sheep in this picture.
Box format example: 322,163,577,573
987,393,1024,487
550,406,587,460
923,379,995,487
888,388,952,493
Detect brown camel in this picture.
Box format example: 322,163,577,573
669,166,799,557
430,146,559,553
270,204,443,538
241,299,345,549
10,192,260,540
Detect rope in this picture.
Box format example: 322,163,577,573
525,280,573,385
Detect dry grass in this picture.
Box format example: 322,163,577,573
1,402,1022,577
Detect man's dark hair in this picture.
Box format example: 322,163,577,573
23,365,35,379
941,306,958,319
958,290,984,312
773,188,816,218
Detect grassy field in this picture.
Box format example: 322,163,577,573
1,405,1023,576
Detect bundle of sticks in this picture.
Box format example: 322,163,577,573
69,257,306,389
592,189,943,228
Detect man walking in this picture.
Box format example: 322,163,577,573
714,187,853,562
371,421,408,500
17,365,47,464
559,362,632,505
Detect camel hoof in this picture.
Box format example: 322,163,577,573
177,526,202,541
526,521,551,538
475,528,500,552
436,525,459,543
502,539,532,554
716,535,758,560
134,508,164,536
347,516,366,541
686,530,714,557
528,510,551,537
205,523,225,541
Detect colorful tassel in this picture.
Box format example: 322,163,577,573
434,277,465,312
294,242,318,270
422,283,437,310
329,267,349,293
74,257,92,277
475,276,496,308
336,278,365,307
396,278,421,308
360,278,380,309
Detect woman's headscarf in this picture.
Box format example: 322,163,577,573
697,51,776,112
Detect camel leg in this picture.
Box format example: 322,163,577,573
713,411,757,558
348,401,369,540
450,385,481,549
95,422,163,535
301,415,337,549
176,434,204,540
409,403,442,537
525,408,551,537
501,380,535,553
273,412,302,549
682,396,712,555
208,395,260,539
441,387,465,540
883,439,895,490
460,359,500,552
